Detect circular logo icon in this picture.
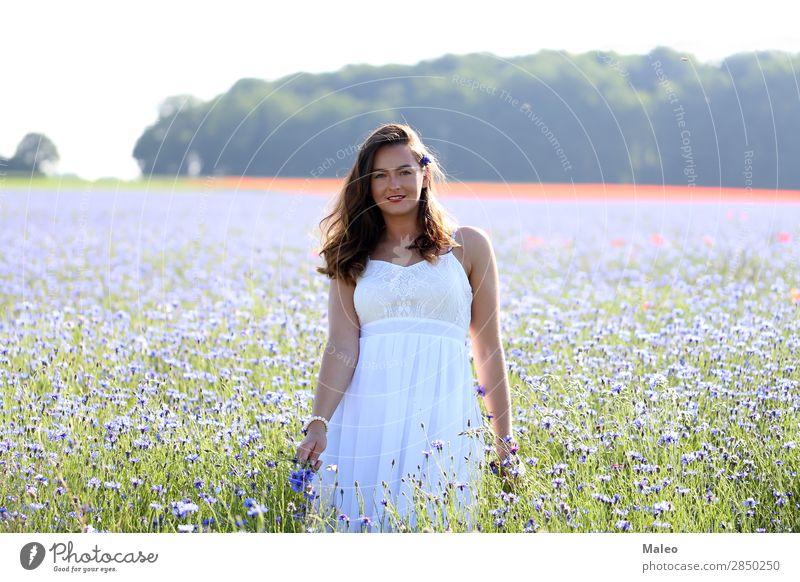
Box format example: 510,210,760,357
20,542,46,570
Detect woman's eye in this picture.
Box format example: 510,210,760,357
373,173,386,180
400,169,413,176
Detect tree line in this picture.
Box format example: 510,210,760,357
133,47,800,189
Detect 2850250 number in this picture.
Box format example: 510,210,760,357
730,560,780,571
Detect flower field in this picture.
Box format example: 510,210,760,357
0,186,798,533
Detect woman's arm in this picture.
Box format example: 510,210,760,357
296,276,361,470
310,276,361,424
460,226,514,461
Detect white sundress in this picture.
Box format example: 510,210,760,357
314,248,486,532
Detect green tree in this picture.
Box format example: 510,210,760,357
8,133,60,175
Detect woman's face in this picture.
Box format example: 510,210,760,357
369,144,428,216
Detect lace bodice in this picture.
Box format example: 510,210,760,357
354,251,473,330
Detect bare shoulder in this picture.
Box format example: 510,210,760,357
453,226,493,277
454,225,491,245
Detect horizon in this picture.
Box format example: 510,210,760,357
8,176,800,203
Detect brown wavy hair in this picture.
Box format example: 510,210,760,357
316,123,460,284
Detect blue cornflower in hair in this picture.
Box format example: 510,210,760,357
419,155,431,166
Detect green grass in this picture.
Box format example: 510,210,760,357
0,221,798,533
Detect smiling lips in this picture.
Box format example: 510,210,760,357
387,195,405,203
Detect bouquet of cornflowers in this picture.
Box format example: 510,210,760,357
288,460,318,501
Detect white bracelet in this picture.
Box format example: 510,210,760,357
302,416,329,434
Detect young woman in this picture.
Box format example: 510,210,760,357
295,123,513,532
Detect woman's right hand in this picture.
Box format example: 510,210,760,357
295,424,327,472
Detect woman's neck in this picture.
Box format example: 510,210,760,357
382,217,421,246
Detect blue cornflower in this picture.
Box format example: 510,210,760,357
658,432,679,445
338,513,350,523
616,520,631,531
171,501,199,518
185,454,200,463
431,439,444,451
524,518,539,533
653,501,673,515
87,477,100,489
475,384,486,397
419,155,432,167
743,498,758,508
247,504,268,517
244,498,257,508
133,438,151,450
288,468,314,493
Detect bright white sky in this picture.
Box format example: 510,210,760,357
2,0,797,179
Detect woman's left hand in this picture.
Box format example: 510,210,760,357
494,443,510,464
494,435,518,463
490,437,522,488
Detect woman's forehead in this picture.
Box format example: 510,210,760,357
373,144,415,169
